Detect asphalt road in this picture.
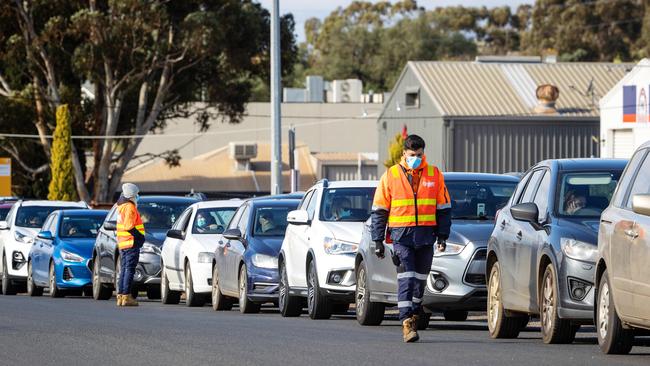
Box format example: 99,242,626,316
0,294,648,366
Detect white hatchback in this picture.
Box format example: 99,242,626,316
278,180,377,319
160,199,242,306
0,200,88,295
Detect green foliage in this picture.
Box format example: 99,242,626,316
384,132,404,168
48,105,77,201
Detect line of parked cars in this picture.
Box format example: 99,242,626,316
1,142,649,355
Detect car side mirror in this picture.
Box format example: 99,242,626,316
510,203,543,230
103,220,117,231
223,228,242,241
632,194,650,217
287,210,310,226
166,229,185,240
37,230,53,240
0,221,7,230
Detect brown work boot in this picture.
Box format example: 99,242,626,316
116,294,124,306
122,295,139,307
402,318,419,343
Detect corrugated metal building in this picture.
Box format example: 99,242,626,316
378,58,629,174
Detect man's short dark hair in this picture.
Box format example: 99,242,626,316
403,134,425,151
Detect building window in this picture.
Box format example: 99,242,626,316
405,87,419,108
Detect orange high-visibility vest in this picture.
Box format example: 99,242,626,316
373,161,451,227
117,202,145,250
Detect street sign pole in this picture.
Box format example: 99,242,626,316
270,0,282,195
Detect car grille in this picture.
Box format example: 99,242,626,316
464,248,487,286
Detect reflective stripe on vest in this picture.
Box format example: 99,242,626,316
387,164,438,227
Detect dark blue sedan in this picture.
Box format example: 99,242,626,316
27,209,108,297
212,196,301,313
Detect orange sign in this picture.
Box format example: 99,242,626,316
0,158,11,196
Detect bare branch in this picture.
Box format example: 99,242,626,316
0,144,48,175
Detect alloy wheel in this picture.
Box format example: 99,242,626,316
542,272,554,334
239,268,246,307
27,263,33,293
211,266,219,305
279,265,288,310
488,267,500,330
307,263,315,314
355,267,366,317
93,259,100,297
598,281,610,340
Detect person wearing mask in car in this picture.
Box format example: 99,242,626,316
195,213,218,234
371,134,452,343
115,183,146,307
564,190,587,215
330,197,352,221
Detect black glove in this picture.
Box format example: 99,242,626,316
374,240,385,258
436,238,446,253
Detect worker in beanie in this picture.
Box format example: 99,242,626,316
371,134,452,342
115,183,146,306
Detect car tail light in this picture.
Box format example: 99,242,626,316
385,228,393,244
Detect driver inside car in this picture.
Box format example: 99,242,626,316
330,197,352,221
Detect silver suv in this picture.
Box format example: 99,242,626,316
596,140,650,354
354,173,519,328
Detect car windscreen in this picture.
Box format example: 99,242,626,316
447,181,518,220
16,206,83,228
138,201,192,230
557,171,622,218
0,208,10,221
192,207,237,234
59,215,105,238
252,205,296,237
319,187,376,222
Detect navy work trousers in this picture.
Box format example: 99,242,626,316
394,243,433,321
118,247,139,295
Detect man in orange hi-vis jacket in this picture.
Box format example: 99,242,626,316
371,134,452,343
116,183,146,307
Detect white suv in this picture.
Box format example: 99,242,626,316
0,200,88,295
278,180,377,319
160,199,242,306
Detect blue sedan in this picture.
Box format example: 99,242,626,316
212,196,301,313
27,209,108,297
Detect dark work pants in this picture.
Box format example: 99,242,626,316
394,243,433,321
118,247,139,295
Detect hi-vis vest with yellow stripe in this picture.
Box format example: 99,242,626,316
387,164,439,227
117,202,145,250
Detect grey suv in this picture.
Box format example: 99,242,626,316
486,159,626,343
355,173,519,328
596,141,650,354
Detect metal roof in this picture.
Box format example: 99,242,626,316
407,61,629,117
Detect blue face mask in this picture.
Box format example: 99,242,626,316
197,217,206,227
340,209,351,218
406,156,422,169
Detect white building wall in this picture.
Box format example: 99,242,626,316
600,59,650,158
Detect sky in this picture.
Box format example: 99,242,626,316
257,0,535,42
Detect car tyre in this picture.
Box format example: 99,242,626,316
211,265,232,311
160,265,180,305
146,285,161,300
307,260,331,320
239,265,261,314
49,262,64,298
355,262,385,326
487,261,524,339
416,311,432,330
279,261,302,317
443,310,469,322
27,261,43,297
540,264,578,344
185,264,205,307
2,254,17,295
597,269,633,354
92,256,112,300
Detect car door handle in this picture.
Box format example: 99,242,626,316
600,219,612,224
500,220,507,230
624,229,639,239
516,231,523,240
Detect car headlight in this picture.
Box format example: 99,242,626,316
323,237,358,255
14,230,33,244
561,238,597,262
433,242,465,257
61,249,84,263
197,252,214,263
251,254,278,269
139,243,161,255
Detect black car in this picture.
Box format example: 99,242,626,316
91,196,198,300
486,159,627,344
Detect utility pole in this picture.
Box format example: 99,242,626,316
270,0,282,195
289,127,299,192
